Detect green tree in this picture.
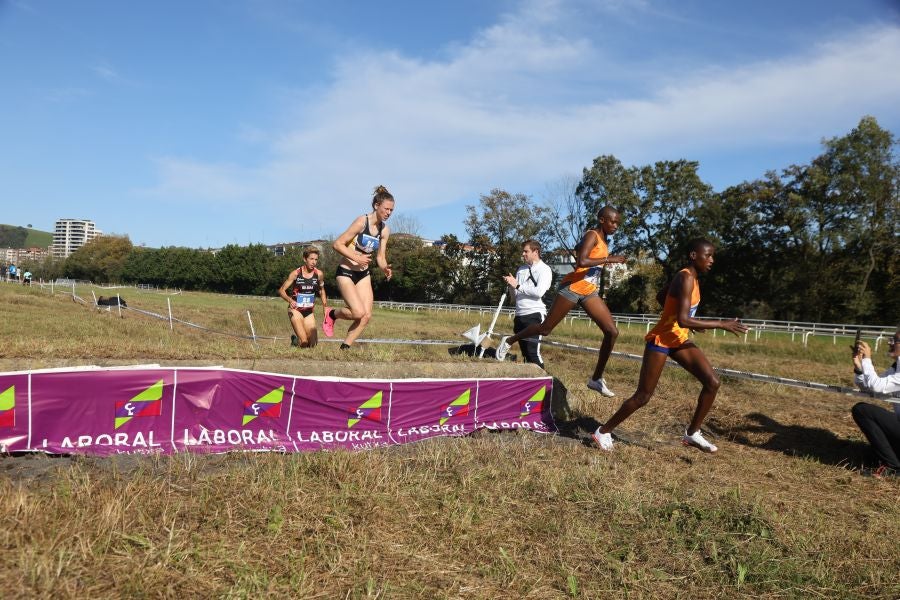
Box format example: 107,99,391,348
575,155,637,223
802,116,898,321
464,189,552,304
435,234,477,304
0,225,28,248
121,247,165,287
64,236,133,283
371,235,448,302
214,244,275,295
19,256,65,282
733,117,900,323
163,247,218,290
121,246,218,291
604,252,664,314
688,116,898,324
693,176,785,318
576,156,714,277
624,160,714,279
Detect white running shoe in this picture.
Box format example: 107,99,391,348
682,429,718,453
591,427,614,451
587,378,615,397
495,337,510,361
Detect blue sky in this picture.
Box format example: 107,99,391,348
2,0,899,249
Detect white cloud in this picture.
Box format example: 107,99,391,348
146,158,258,202
90,60,143,88
142,3,900,239
91,63,119,82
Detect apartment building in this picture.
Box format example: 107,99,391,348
51,218,102,258
1,247,50,263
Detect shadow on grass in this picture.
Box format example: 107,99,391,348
545,376,598,447
549,387,875,461
711,412,873,469
549,378,658,450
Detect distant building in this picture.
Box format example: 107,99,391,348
51,218,101,258
2,247,50,263
544,249,576,278
266,240,329,256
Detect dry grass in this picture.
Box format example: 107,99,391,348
1,282,898,598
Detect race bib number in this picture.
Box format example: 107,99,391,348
356,233,380,253
296,293,315,309
583,266,602,286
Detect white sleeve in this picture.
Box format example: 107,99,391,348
857,358,900,394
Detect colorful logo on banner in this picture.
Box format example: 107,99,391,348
0,385,14,428
347,391,382,428
114,380,163,429
242,386,285,426
519,386,546,418
439,389,471,426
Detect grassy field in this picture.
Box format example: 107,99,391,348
1,282,898,598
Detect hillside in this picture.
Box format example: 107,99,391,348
0,224,52,248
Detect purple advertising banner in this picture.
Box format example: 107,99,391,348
175,369,295,453
388,380,478,445
0,366,555,456
0,372,29,453
292,379,393,451
475,379,555,433
31,368,176,455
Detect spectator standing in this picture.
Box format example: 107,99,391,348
502,240,553,369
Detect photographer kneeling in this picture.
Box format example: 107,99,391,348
851,330,900,477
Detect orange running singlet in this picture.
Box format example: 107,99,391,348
560,230,608,295
645,268,700,348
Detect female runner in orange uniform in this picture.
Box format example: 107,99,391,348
592,238,748,453
497,205,625,396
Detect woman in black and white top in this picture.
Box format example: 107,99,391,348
279,246,327,348
323,185,394,349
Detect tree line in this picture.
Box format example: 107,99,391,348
15,116,898,325
0,225,31,249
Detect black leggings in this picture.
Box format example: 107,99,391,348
852,402,900,469
514,312,544,369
